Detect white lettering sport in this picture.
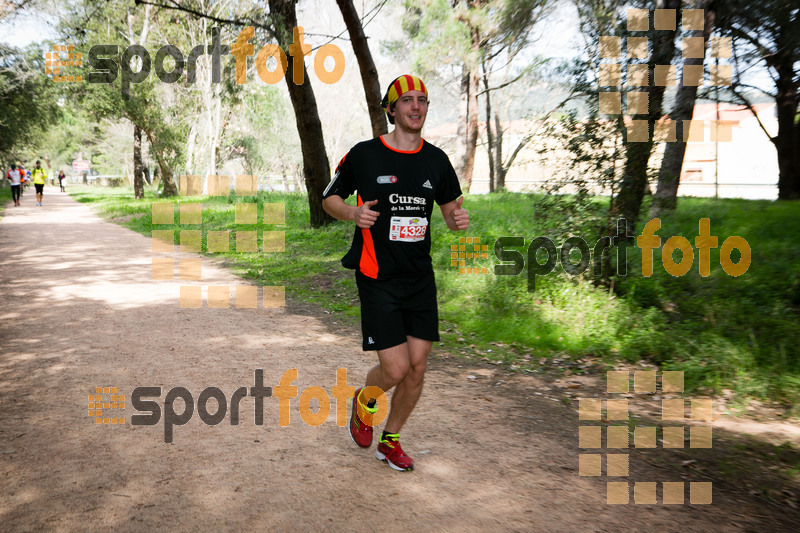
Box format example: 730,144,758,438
389,193,426,205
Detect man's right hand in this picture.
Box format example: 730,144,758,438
354,199,379,229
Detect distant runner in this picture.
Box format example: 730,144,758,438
32,160,48,206
322,74,469,471
7,164,22,206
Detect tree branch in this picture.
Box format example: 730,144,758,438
134,0,274,37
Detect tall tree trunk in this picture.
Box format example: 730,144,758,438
651,0,716,216
482,67,495,192
453,25,480,193
773,40,800,200
143,128,179,197
268,0,333,227
453,69,472,189
133,125,144,199
611,0,681,228
495,113,506,190
464,70,479,188
335,0,387,137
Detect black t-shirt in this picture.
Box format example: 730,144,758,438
323,136,462,279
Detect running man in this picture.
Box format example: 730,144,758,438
6,164,22,206
31,160,47,206
322,75,469,471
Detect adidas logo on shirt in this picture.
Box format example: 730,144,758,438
422,180,432,189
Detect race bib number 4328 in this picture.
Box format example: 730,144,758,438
389,216,428,242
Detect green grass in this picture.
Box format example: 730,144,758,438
0,186,12,216
68,186,800,412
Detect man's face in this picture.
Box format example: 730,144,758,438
391,90,428,133
36,162,40,168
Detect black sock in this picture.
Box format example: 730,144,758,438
366,398,376,409
381,431,398,442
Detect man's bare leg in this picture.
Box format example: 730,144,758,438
364,335,432,433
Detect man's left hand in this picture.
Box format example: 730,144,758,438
451,197,469,231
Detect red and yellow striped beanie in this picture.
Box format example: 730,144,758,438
380,74,428,112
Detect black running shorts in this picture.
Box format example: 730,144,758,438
355,270,440,351
34,184,44,194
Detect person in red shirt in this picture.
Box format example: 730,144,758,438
323,75,469,471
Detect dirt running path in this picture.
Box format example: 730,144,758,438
0,190,796,532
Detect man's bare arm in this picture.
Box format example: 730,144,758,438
439,196,469,231
323,195,380,229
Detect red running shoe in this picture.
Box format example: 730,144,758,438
376,434,414,471
349,387,375,448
